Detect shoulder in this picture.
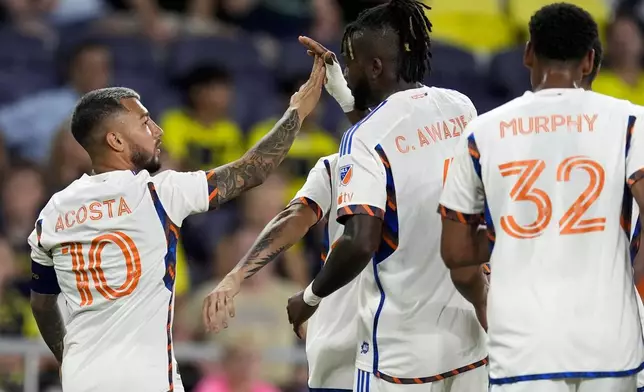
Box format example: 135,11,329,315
151,169,205,185
311,153,339,176
428,87,476,108
467,94,531,130
341,100,399,152
591,91,638,111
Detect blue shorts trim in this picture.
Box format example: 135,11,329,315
489,361,644,385
637,387,644,392
309,389,352,392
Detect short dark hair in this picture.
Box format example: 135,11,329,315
71,87,140,150
341,0,433,83
529,3,598,62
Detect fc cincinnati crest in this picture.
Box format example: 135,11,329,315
339,164,353,186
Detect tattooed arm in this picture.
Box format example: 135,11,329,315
202,203,318,332
202,152,335,333
31,292,66,363
206,57,325,210
235,203,319,280
207,109,300,209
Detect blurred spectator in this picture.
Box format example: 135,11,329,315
1,163,46,255
248,76,338,199
195,339,279,392
161,65,244,172
180,176,302,386
615,0,644,34
0,41,111,164
0,237,22,336
100,0,225,42
593,15,644,105
0,237,26,391
46,126,91,193
218,0,340,40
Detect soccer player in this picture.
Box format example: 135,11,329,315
286,0,489,390
203,40,363,391
439,3,644,391
28,57,325,392
204,153,359,391
582,38,644,392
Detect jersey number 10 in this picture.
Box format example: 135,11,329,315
62,231,142,307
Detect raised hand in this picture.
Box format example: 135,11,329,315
289,55,326,120
299,35,336,65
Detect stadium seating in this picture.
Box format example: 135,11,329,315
0,29,58,104
508,0,609,36
424,0,515,52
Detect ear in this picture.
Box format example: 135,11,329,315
523,41,534,69
580,49,595,77
371,57,383,80
105,131,125,153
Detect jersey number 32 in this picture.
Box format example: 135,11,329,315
62,232,142,307
499,156,605,239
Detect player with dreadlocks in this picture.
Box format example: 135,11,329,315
286,0,489,391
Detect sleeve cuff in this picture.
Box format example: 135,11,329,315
336,204,385,222
288,197,324,223
628,169,644,188
31,261,61,295
437,204,483,225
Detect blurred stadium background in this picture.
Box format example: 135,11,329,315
0,0,641,391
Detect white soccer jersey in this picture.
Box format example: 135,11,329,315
335,86,487,381
439,88,644,385
289,154,359,390
28,169,210,392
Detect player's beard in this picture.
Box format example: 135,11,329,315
130,145,161,174
351,76,373,112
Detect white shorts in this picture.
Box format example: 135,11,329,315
638,370,644,391
489,376,636,392
354,367,487,392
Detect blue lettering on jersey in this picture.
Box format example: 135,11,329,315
339,164,353,186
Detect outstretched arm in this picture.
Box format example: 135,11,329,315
202,203,319,332
207,57,325,209
236,203,319,281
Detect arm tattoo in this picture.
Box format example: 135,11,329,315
208,109,301,209
31,292,66,363
234,204,315,280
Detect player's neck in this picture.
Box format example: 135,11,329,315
377,81,422,103
533,70,581,91
91,157,136,175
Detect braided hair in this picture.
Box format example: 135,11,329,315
342,0,433,83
